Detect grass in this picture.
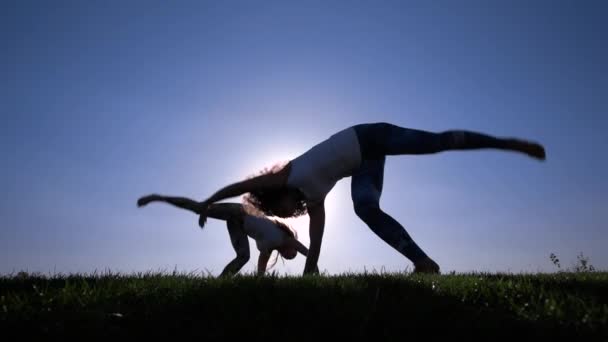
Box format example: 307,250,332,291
1,271,607,340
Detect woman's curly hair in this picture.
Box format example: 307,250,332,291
242,162,308,218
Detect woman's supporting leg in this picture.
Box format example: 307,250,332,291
356,123,545,160
137,194,202,213
350,158,433,266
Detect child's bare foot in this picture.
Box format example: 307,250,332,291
413,257,440,274
509,139,546,161
137,194,163,207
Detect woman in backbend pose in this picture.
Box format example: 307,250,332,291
194,122,546,275
137,195,313,276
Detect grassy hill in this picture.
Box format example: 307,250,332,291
1,272,606,340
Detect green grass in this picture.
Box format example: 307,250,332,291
1,272,607,340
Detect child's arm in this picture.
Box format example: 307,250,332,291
285,237,310,256
285,237,320,274
257,251,271,275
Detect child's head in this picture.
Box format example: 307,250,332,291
268,219,298,268
277,245,297,260
243,162,307,218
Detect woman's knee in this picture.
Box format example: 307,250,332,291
235,252,250,265
439,131,466,149
353,201,382,221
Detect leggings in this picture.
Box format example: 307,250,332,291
351,122,517,263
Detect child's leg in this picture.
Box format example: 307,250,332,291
137,194,202,214
220,218,250,277
206,203,245,221
138,195,245,221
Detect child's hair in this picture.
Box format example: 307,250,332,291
242,162,307,218
272,219,297,239
243,201,298,271
267,218,297,270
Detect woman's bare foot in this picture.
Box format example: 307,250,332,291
137,194,163,207
413,257,440,274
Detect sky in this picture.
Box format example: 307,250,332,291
2,0,607,275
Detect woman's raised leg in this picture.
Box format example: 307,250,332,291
356,123,545,160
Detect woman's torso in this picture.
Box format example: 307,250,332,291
286,126,362,203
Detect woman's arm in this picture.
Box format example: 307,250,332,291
198,166,290,227
257,251,272,275
204,165,290,205
303,203,325,275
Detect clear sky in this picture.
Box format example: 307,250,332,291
2,0,607,275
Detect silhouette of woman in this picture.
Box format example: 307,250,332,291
137,195,312,276
195,122,546,275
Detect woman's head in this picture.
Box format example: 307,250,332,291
245,187,306,218
243,162,307,218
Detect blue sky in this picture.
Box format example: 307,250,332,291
2,0,607,275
